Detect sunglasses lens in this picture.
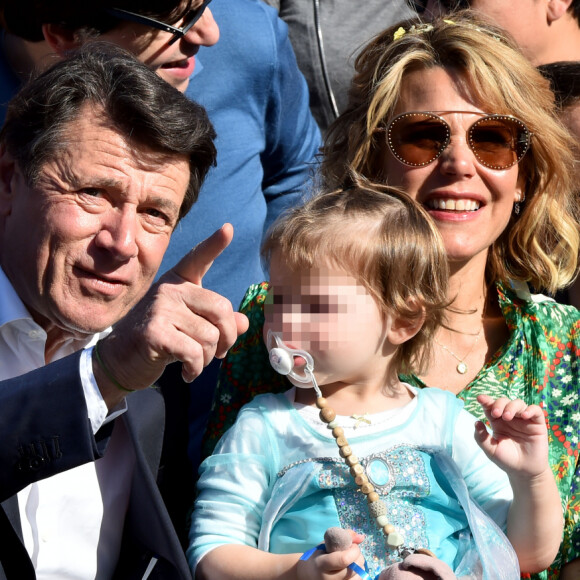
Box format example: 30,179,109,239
469,117,530,169
387,113,450,166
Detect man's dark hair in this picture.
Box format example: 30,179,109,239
0,42,216,220
0,0,193,42
538,61,580,109
571,0,580,26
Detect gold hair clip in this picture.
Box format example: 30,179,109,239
393,19,499,42
393,22,434,41
393,27,406,41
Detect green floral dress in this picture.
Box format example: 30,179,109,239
203,280,580,580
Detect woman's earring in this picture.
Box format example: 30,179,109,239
514,193,525,215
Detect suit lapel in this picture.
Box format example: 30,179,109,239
1,495,22,538
118,388,192,579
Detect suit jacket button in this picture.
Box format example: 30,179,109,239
28,456,46,471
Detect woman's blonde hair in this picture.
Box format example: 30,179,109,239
322,11,580,294
262,177,449,376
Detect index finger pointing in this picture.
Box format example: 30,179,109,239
171,223,234,286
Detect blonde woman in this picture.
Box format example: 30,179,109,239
205,12,580,579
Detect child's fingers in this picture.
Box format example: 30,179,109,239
476,393,495,407
474,420,491,447
474,420,500,463
316,544,363,573
477,395,533,421
497,398,528,420
350,531,365,546
477,395,513,418
516,403,545,422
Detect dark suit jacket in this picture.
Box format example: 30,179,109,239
0,351,192,579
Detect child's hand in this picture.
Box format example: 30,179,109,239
296,530,365,580
475,395,549,478
378,553,457,579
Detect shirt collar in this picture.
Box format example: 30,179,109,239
0,266,109,357
0,266,35,328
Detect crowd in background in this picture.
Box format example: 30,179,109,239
0,1,579,579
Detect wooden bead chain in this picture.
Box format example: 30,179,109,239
316,395,435,558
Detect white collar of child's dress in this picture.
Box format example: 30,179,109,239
286,385,418,436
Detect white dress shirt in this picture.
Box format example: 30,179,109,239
0,268,134,579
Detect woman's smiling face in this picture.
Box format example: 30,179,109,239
381,66,524,268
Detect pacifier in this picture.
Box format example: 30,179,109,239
267,330,317,389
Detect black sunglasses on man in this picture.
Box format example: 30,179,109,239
106,0,212,45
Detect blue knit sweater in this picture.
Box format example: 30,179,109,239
159,0,322,309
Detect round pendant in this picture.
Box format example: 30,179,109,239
367,458,391,487
456,362,468,374
364,454,396,493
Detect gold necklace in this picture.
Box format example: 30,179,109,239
434,326,483,375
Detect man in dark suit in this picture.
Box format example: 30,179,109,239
0,43,247,579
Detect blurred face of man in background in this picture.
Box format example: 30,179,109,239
411,0,578,64
43,0,220,92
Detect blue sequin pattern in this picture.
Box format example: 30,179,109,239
316,445,431,573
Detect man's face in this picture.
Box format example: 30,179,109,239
0,105,190,341
417,1,547,64
459,0,546,64
97,1,220,92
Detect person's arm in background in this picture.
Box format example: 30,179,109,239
259,3,321,234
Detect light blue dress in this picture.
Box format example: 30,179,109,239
189,386,519,579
